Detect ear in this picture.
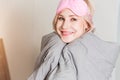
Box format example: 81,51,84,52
84,18,94,32
83,20,89,32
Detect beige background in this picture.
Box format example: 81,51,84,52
0,0,120,80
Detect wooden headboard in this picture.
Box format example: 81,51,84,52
0,39,11,80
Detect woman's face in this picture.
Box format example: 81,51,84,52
55,9,87,43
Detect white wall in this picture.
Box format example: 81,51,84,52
0,0,119,80
117,0,120,42
0,1,37,80
93,0,118,41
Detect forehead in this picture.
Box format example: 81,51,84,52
58,9,78,17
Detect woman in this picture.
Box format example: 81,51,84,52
28,0,120,80
54,0,94,43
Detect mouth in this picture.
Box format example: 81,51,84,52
61,31,73,36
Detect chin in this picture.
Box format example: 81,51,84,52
61,38,75,43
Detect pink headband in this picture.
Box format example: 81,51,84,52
56,0,89,16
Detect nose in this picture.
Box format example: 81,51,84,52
61,20,69,29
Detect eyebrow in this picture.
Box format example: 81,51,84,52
58,15,63,17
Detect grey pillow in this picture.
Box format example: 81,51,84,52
28,32,120,80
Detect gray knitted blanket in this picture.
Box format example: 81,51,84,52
28,32,120,80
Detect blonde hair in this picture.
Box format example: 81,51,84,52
53,0,95,32
84,0,94,16
84,0,95,32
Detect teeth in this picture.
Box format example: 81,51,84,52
61,31,73,36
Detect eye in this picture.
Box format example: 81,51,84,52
58,17,65,21
71,18,77,21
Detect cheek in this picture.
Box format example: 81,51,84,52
56,21,63,27
55,22,62,33
74,22,84,30
74,23,86,35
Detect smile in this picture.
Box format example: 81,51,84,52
61,31,73,36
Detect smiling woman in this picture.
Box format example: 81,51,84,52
53,0,94,43
55,9,87,43
28,0,120,80
0,0,119,80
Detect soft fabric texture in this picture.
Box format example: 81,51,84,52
28,32,120,80
56,0,89,16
